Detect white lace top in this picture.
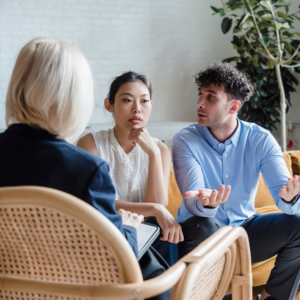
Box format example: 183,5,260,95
91,128,158,203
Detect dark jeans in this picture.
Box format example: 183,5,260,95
139,246,172,300
178,213,300,300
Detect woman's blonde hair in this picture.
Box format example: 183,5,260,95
6,37,94,143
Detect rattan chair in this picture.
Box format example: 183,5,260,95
0,186,186,300
0,186,252,300
171,226,252,300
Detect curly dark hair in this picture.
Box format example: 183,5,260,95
195,63,254,107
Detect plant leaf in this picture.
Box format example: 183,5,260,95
274,0,291,6
257,79,264,88
293,32,300,36
260,1,272,10
293,14,300,21
219,8,226,17
277,12,290,19
242,21,255,29
211,6,220,13
240,12,251,26
222,56,240,63
275,21,282,30
259,88,268,97
221,17,233,34
261,13,273,20
231,3,244,9
233,25,242,33
281,22,290,29
267,60,275,69
259,37,270,47
258,20,272,30
283,42,294,54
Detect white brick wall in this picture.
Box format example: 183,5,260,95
0,0,299,149
0,0,237,129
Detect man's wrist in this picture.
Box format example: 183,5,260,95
281,192,300,205
204,205,216,209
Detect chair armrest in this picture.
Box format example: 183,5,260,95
0,262,186,300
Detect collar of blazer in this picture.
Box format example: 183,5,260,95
5,123,61,141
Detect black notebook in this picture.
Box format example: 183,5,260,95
137,222,160,260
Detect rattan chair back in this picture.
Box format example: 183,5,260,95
0,186,143,299
171,227,252,300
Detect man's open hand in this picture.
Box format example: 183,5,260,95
183,184,231,208
279,175,300,202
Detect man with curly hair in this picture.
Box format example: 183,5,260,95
172,63,300,300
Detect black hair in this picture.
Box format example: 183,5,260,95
107,71,152,105
195,63,254,107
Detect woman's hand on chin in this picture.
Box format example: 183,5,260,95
128,127,159,157
154,204,184,244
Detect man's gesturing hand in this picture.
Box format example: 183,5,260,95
279,175,300,202
118,209,144,229
183,184,231,208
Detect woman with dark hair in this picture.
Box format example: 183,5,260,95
78,71,183,265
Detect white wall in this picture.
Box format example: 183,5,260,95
0,0,236,129
0,0,299,148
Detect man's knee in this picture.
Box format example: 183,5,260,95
284,213,300,240
182,216,220,239
179,216,220,258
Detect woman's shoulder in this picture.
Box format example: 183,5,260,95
91,129,111,145
77,133,97,156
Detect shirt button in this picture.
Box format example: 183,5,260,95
226,175,228,178
227,211,230,214
219,144,222,146
225,154,227,157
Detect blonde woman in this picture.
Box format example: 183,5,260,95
0,38,171,300
77,71,183,266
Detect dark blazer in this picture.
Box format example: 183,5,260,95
0,123,138,256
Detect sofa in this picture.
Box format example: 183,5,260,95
166,150,300,288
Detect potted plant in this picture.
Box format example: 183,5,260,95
211,0,300,151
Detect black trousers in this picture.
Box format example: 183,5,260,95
139,246,172,300
178,213,300,300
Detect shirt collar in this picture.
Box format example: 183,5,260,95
199,118,241,149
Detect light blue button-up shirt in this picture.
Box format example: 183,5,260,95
172,119,300,227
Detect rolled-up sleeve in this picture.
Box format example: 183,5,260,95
260,133,300,215
83,161,138,256
172,135,218,218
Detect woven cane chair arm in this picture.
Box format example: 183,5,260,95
0,261,186,300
